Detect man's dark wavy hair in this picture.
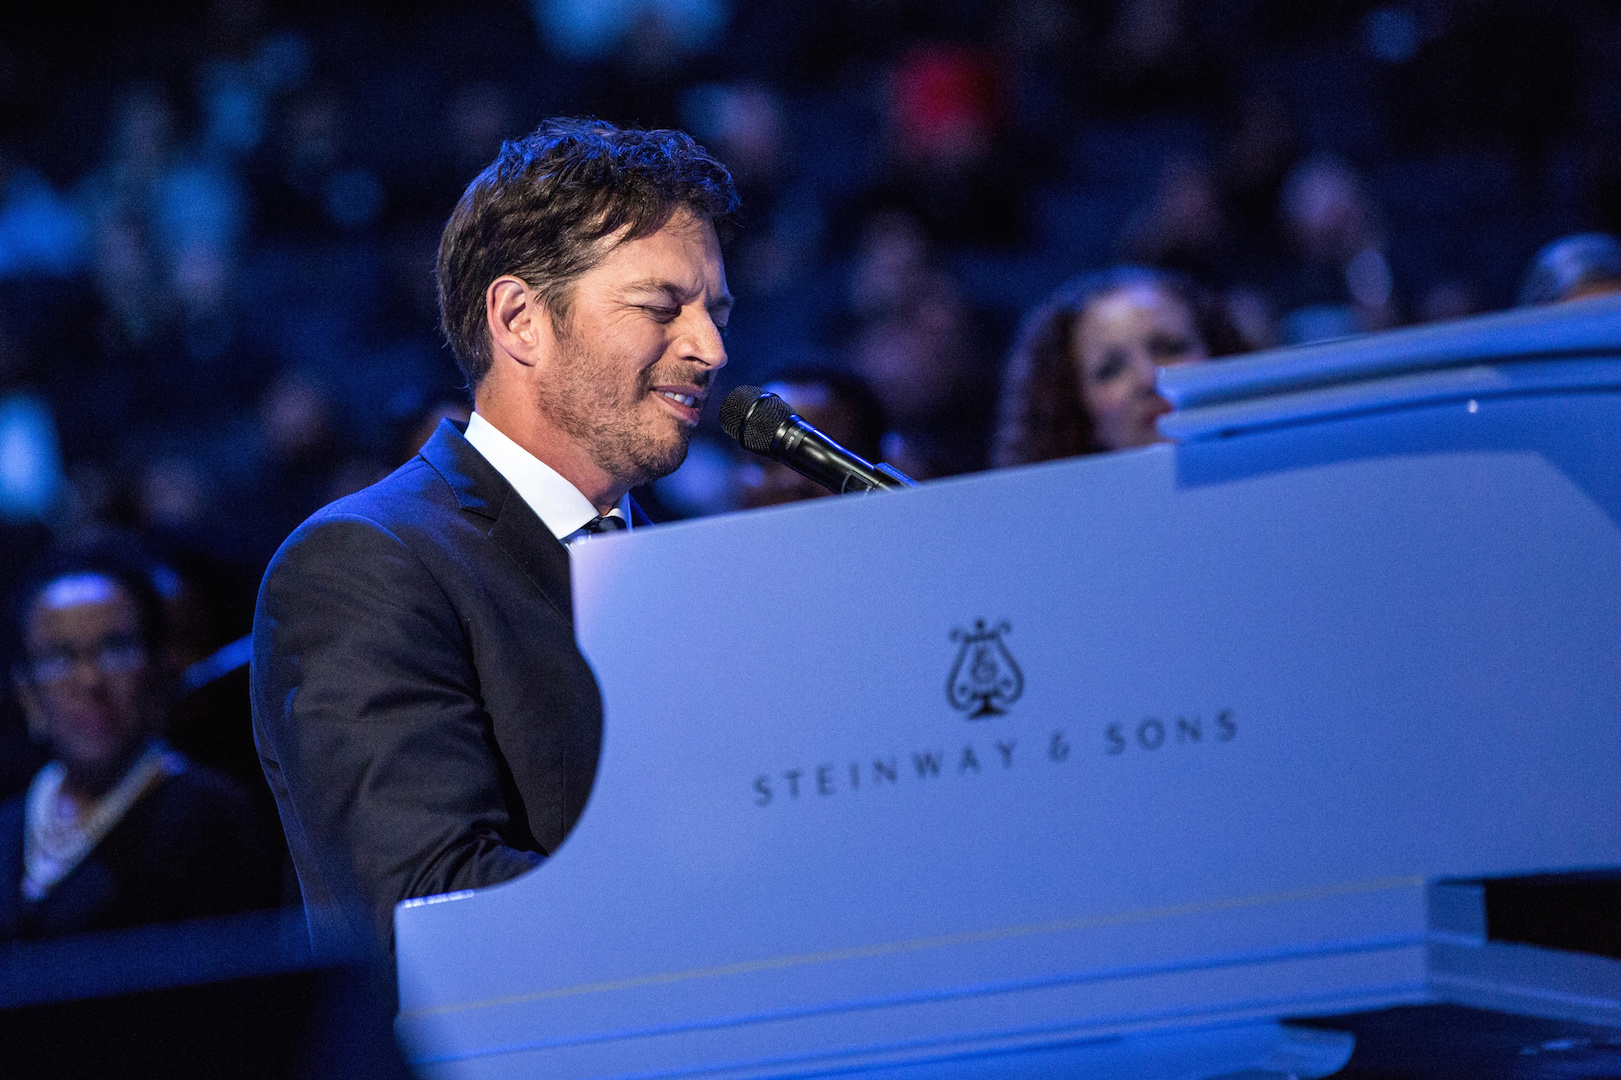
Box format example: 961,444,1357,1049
436,117,739,388
992,266,1245,467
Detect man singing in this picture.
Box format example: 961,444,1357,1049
250,119,737,959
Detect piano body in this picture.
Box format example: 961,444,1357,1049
394,297,1621,1078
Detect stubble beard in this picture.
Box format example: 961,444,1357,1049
538,329,694,491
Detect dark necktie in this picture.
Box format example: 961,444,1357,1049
564,514,627,548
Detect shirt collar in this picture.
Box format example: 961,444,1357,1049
463,412,632,544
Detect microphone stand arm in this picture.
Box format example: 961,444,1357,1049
770,418,918,493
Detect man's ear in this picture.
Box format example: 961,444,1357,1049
485,276,553,370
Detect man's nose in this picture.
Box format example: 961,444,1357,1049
678,312,728,371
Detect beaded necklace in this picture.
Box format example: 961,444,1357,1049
21,742,184,902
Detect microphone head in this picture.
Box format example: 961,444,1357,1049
719,385,760,443
720,386,792,454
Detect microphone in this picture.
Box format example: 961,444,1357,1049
719,386,918,495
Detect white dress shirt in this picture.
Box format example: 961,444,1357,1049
462,412,631,547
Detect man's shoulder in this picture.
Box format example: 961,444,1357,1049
261,457,471,584
291,420,508,540
252,458,483,689
286,450,470,548
314,456,456,532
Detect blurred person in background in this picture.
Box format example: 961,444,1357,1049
851,291,988,480
1216,92,1299,281
80,86,178,355
877,43,1022,249
845,210,996,479
993,266,1242,467
228,370,346,569
257,85,367,238
1,548,278,940
1091,0,1226,120
736,367,887,509
1518,233,1621,307
1275,155,1398,344
1417,279,1483,325
0,393,65,800
534,0,728,130
680,81,822,309
1118,154,1235,287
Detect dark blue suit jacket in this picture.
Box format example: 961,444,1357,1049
251,420,607,959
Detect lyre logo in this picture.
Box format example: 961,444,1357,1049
946,619,1025,718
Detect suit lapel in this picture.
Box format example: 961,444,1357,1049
489,498,573,622
419,420,574,623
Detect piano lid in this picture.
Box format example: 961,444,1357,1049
1160,295,1621,442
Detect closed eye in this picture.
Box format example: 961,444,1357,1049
1148,334,1194,362
1092,349,1129,382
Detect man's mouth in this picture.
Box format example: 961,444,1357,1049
651,387,705,425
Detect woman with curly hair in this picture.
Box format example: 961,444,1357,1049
993,266,1245,466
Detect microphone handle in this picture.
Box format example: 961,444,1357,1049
771,418,913,493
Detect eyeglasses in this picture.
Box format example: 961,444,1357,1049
25,636,148,685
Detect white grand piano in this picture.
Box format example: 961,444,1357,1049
392,296,1621,1078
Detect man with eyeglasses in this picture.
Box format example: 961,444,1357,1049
0,553,278,939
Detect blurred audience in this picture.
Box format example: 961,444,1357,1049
0,0,1606,557
233,370,347,568
1120,154,1234,287
873,44,1023,249
1275,155,1398,344
1518,233,1621,307
846,211,996,479
1,546,279,939
1093,0,1226,119
1417,279,1483,324
0,391,63,526
994,266,1240,467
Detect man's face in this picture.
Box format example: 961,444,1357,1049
538,210,731,490
17,574,154,786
